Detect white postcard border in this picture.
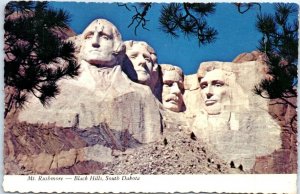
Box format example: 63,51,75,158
3,174,297,193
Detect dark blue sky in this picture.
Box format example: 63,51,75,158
49,2,295,75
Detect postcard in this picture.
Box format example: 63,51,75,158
2,1,298,193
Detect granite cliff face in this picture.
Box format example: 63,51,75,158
183,60,283,172
17,64,162,145
5,123,237,174
4,20,297,174
231,52,297,173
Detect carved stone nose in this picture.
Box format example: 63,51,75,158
92,33,100,48
137,56,147,66
92,42,100,48
206,93,213,99
171,83,180,94
138,59,147,68
138,61,146,66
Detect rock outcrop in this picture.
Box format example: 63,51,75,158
5,18,164,174
101,130,235,174
4,16,296,175
5,56,296,174
184,61,282,172
232,50,267,63
233,52,297,173
5,119,245,174
18,63,162,144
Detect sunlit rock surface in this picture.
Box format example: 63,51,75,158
4,17,296,174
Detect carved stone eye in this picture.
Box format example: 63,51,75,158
213,80,225,87
130,54,137,59
101,35,109,40
200,83,208,89
85,32,94,39
144,57,151,62
163,81,173,87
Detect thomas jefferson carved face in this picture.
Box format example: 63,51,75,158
199,69,230,115
80,19,123,67
125,41,157,86
161,65,184,112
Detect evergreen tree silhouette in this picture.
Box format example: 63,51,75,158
254,4,298,105
4,1,80,117
254,3,298,128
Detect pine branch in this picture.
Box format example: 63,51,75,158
234,3,261,14
159,3,217,46
117,3,131,11
125,3,152,35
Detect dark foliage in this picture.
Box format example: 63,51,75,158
118,3,152,35
159,3,217,46
118,3,217,46
254,3,298,105
254,3,298,130
4,1,80,117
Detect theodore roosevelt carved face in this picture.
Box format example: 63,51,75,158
124,41,158,86
80,19,124,67
161,64,184,112
198,68,231,115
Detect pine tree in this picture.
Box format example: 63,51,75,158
255,3,298,104
254,3,298,127
4,1,80,117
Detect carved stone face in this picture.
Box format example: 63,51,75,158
162,70,184,112
199,69,229,115
126,43,155,85
80,20,117,67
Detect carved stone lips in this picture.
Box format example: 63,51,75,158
90,50,101,53
135,68,149,75
166,96,178,104
205,100,217,106
136,69,147,73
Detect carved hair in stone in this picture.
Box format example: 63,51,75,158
79,19,125,67
161,64,184,112
197,64,234,115
123,40,159,89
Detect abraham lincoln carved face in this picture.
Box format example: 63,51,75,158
199,69,231,115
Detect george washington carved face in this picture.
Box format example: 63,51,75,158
80,19,124,67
